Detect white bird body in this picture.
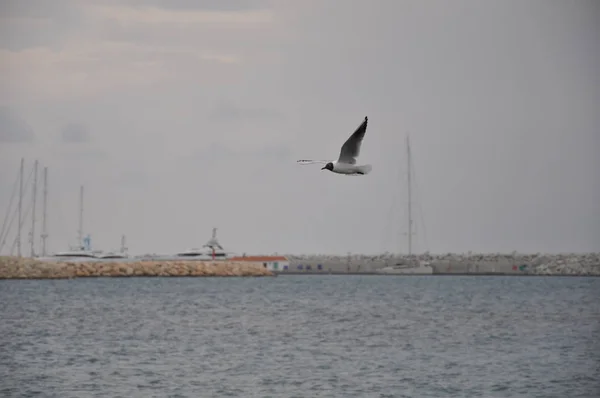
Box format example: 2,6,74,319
297,160,372,175
297,116,372,176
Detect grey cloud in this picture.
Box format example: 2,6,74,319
88,0,270,11
0,107,35,143
81,2,277,62
0,0,84,50
61,123,92,143
208,101,285,124
0,0,272,50
165,0,270,11
0,0,78,19
63,148,107,159
111,169,149,187
254,144,292,161
185,142,292,168
94,19,264,54
1,0,598,255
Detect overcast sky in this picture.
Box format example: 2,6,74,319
1,0,598,256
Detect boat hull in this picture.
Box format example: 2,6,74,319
375,264,433,275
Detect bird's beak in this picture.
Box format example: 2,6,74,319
321,166,326,170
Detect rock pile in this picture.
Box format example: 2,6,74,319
529,253,600,276
0,256,274,279
285,252,600,276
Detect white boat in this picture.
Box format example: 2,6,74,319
42,234,101,261
96,251,128,260
40,186,129,262
175,227,234,260
376,260,433,274
39,186,100,261
49,236,131,261
96,235,130,259
139,227,236,261
375,135,433,275
51,248,98,259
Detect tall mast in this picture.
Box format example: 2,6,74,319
120,235,127,254
17,157,24,257
30,160,38,257
41,167,48,256
211,227,217,260
406,135,412,259
78,185,84,249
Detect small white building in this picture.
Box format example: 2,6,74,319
229,255,290,272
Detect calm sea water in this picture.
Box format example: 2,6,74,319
1,275,598,398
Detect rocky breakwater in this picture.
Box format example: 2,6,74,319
286,252,600,276
0,256,275,279
421,252,600,276
525,253,600,276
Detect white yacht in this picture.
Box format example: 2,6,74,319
376,259,434,275
96,252,128,259
51,248,98,260
96,235,130,260
39,186,129,262
40,186,100,261
175,227,234,260
44,236,100,262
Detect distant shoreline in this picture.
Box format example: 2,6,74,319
283,252,600,277
274,271,599,277
2,252,599,278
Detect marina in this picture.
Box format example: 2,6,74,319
1,158,598,276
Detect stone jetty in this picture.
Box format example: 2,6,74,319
285,252,600,276
0,256,274,279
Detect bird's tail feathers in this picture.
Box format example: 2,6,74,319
357,164,372,175
297,159,329,165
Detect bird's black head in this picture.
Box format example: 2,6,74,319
321,162,334,171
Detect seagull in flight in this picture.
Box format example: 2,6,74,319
297,116,372,175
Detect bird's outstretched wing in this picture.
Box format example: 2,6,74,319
338,116,368,165
297,159,330,165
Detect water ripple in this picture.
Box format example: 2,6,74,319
1,276,599,397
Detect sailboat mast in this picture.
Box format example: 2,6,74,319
17,157,24,257
406,135,412,259
30,160,38,257
212,227,217,260
41,167,48,256
120,235,127,254
78,185,84,249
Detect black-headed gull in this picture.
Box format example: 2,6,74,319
297,116,372,176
